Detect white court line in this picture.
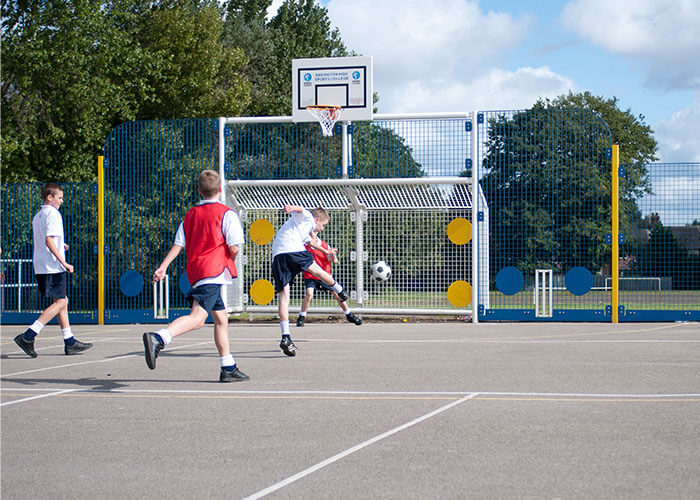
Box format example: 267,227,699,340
241,392,480,500
1,388,698,398
1,388,77,407
1,340,212,378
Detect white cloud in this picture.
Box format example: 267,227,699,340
325,0,578,113
654,95,700,162
381,66,575,113
561,0,700,89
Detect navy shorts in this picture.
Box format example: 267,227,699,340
272,251,314,292
36,273,67,299
304,278,332,292
186,284,225,314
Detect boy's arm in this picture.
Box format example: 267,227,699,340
306,239,339,259
228,244,240,261
153,245,183,282
283,204,304,214
45,236,73,273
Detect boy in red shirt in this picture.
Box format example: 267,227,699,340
143,170,248,382
296,232,362,327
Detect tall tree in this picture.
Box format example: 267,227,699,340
480,92,658,275
134,0,250,119
1,0,156,182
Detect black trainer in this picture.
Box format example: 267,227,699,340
143,332,164,370
346,313,363,325
296,315,305,327
279,336,297,357
14,333,38,358
337,289,349,302
219,365,250,382
65,339,93,355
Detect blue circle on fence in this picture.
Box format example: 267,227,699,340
179,272,192,295
119,271,144,297
565,267,593,296
495,267,523,296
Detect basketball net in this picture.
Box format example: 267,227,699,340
306,105,341,137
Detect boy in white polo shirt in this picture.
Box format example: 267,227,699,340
14,183,92,358
271,204,348,356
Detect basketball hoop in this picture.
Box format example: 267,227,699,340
306,105,342,137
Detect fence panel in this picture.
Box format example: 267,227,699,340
477,109,614,320
0,183,98,324
619,162,700,320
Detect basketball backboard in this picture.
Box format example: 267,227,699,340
292,56,373,122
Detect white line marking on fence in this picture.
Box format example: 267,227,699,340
241,392,479,500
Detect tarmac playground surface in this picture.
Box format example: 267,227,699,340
2,320,699,499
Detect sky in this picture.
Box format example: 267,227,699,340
269,0,700,164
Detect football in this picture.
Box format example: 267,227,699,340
371,260,392,282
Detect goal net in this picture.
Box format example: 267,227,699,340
222,177,489,317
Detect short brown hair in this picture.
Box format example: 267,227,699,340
197,170,221,198
311,207,329,222
41,183,62,201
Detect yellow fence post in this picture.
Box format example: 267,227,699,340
611,145,619,323
98,156,105,325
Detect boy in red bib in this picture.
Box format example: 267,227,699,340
143,170,249,382
296,231,362,327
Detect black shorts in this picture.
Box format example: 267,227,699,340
36,273,67,300
272,251,314,292
186,284,226,314
304,279,333,293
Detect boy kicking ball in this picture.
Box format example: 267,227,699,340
271,205,350,356
142,170,249,382
297,231,362,327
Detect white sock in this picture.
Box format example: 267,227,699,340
299,311,307,317
331,281,343,293
62,327,74,340
280,320,290,336
156,329,172,345
30,320,44,334
344,310,352,316
220,354,235,368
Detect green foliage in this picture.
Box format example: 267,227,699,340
1,0,156,182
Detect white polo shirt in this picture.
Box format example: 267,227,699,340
33,204,66,274
271,209,315,258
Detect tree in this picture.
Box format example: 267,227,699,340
1,0,156,182
134,0,250,120
1,0,251,182
479,92,658,276
222,0,349,116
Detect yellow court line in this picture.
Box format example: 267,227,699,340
510,322,686,341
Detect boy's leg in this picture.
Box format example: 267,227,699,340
333,292,363,326
277,284,297,356
305,262,348,301
211,309,249,382
143,303,208,370
298,286,314,326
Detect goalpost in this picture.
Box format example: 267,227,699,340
215,107,490,321
220,176,489,318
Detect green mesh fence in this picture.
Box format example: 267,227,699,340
0,182,98,323
478,109,614,320
3,113,695,324
619,162,700,320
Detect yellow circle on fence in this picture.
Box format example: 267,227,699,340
447,217,472,245
249,279,275,305
447,280,472,308
249,219,275,245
